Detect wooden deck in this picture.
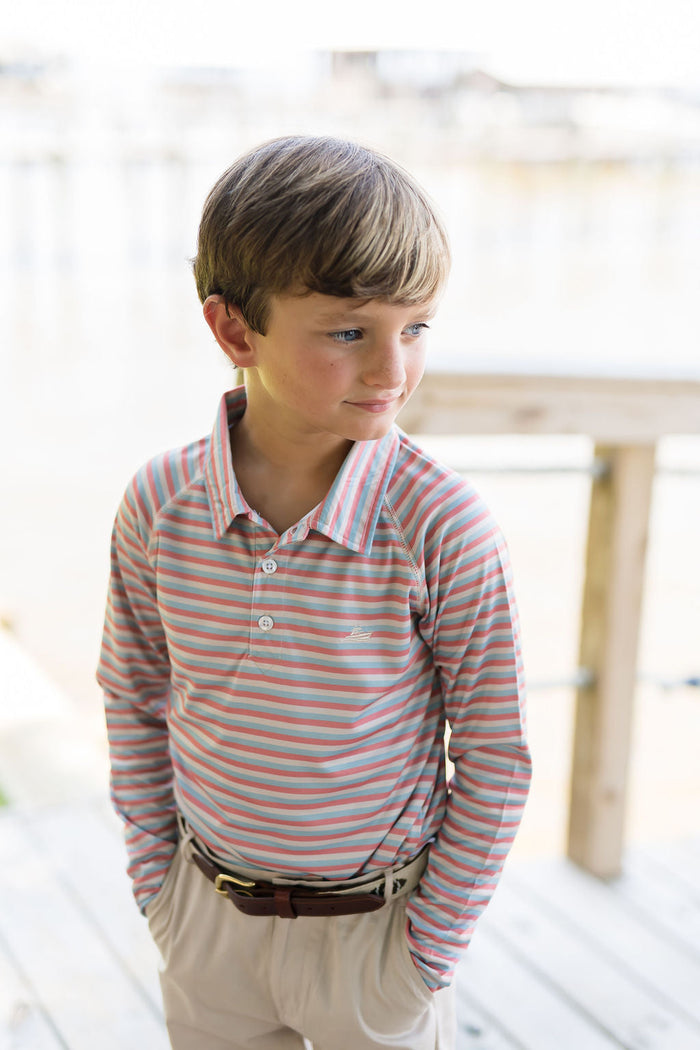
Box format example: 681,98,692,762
1,797,699,1050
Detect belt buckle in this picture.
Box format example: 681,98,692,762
214,872,257,896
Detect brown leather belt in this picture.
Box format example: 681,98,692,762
191,850,402,918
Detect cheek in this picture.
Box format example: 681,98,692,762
406,350,427,388
319,357,352,386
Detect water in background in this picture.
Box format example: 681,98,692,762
1,63,699,851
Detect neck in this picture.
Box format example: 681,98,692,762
235,379,353,479
232,414,351,482
229,393,354,535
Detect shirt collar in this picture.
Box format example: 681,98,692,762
204,388,250,539
204,388,399,553
308,431,399,554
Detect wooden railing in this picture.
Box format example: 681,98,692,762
399,372,700,879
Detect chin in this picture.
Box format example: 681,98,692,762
351,419,397,442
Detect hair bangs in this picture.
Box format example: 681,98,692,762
193,136,450,334
297,163,450,307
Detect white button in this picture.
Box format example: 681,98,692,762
258,615,274,632
261,558,278,575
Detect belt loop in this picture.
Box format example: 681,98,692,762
177,812,197,862
383,867,394,902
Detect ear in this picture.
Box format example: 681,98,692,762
203,296,258,369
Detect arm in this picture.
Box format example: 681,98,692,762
97,478,178,913
406,512,532,989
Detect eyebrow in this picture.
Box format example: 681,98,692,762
314,302,437,325
313,302,371,323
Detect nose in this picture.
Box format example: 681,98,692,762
362,337,406,390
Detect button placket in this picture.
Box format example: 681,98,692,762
250,547,283,653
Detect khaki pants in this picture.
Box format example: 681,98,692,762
147,833,456,1050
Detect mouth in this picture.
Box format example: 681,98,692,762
346,397,401,413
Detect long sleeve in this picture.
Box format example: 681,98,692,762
97,477,178,913
405,508,532,990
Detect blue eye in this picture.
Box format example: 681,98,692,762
406,323,429,337
331,329,363,343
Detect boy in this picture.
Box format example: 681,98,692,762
98,135,531,1050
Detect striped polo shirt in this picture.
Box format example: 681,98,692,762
98,386,531,989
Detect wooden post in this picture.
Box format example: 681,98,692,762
567,443,656,878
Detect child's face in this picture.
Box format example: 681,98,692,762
244,292,436,448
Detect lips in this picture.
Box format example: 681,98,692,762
347,397,400,413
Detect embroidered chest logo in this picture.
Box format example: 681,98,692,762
344,625,373,641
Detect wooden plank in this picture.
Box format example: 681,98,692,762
482,875,700,1049
615,845,700,963
25,801,163,1012
509,856,700,1026
568,443,656,877
455,995,524,1050
455,926,621,1050
0,944,66,1050
0,811,170,1050
399,372,700,442
642,837,700,890
632,839,700,908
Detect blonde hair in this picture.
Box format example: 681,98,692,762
193,136,450,333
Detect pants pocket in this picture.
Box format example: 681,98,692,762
398,934,433,1003
306,896,435,1048
391,898,434,1007
146,845,183,949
